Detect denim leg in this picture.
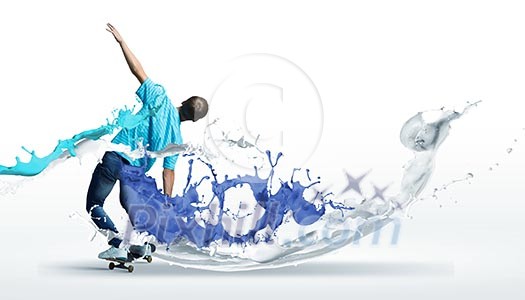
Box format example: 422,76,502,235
119,167,159,240
86,152,124,247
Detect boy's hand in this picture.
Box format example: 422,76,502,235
106,23,123,43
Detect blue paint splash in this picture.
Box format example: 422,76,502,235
120,150,353,249
0,104,159,176
0,126,111,176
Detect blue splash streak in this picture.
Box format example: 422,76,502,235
120,150,353,248
0,105,157,176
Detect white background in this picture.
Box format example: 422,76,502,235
0,0,524,299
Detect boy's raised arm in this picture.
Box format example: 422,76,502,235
106,23,148,84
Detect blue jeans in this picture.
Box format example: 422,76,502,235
86,151,131,248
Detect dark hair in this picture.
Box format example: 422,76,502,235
181,96,208,121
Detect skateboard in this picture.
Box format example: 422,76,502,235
106,253,135,273
104,243,156,273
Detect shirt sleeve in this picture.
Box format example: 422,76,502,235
163,154,179,170
135,78,167,107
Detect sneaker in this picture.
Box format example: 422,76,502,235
98,246,128,261
129,245,146,258
129,243,156,259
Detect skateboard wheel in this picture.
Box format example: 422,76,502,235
145,256,153,263
109,262,115,270
127,265,134,273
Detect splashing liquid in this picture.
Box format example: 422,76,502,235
390,101,481,216
119,151,352,249
0,100,478,271
110,103,476,270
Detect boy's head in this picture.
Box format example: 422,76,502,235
179,96,208,122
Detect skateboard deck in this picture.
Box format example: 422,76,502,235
106,255,135,273
104,244,156,273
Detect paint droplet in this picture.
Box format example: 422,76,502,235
507,148,513,154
